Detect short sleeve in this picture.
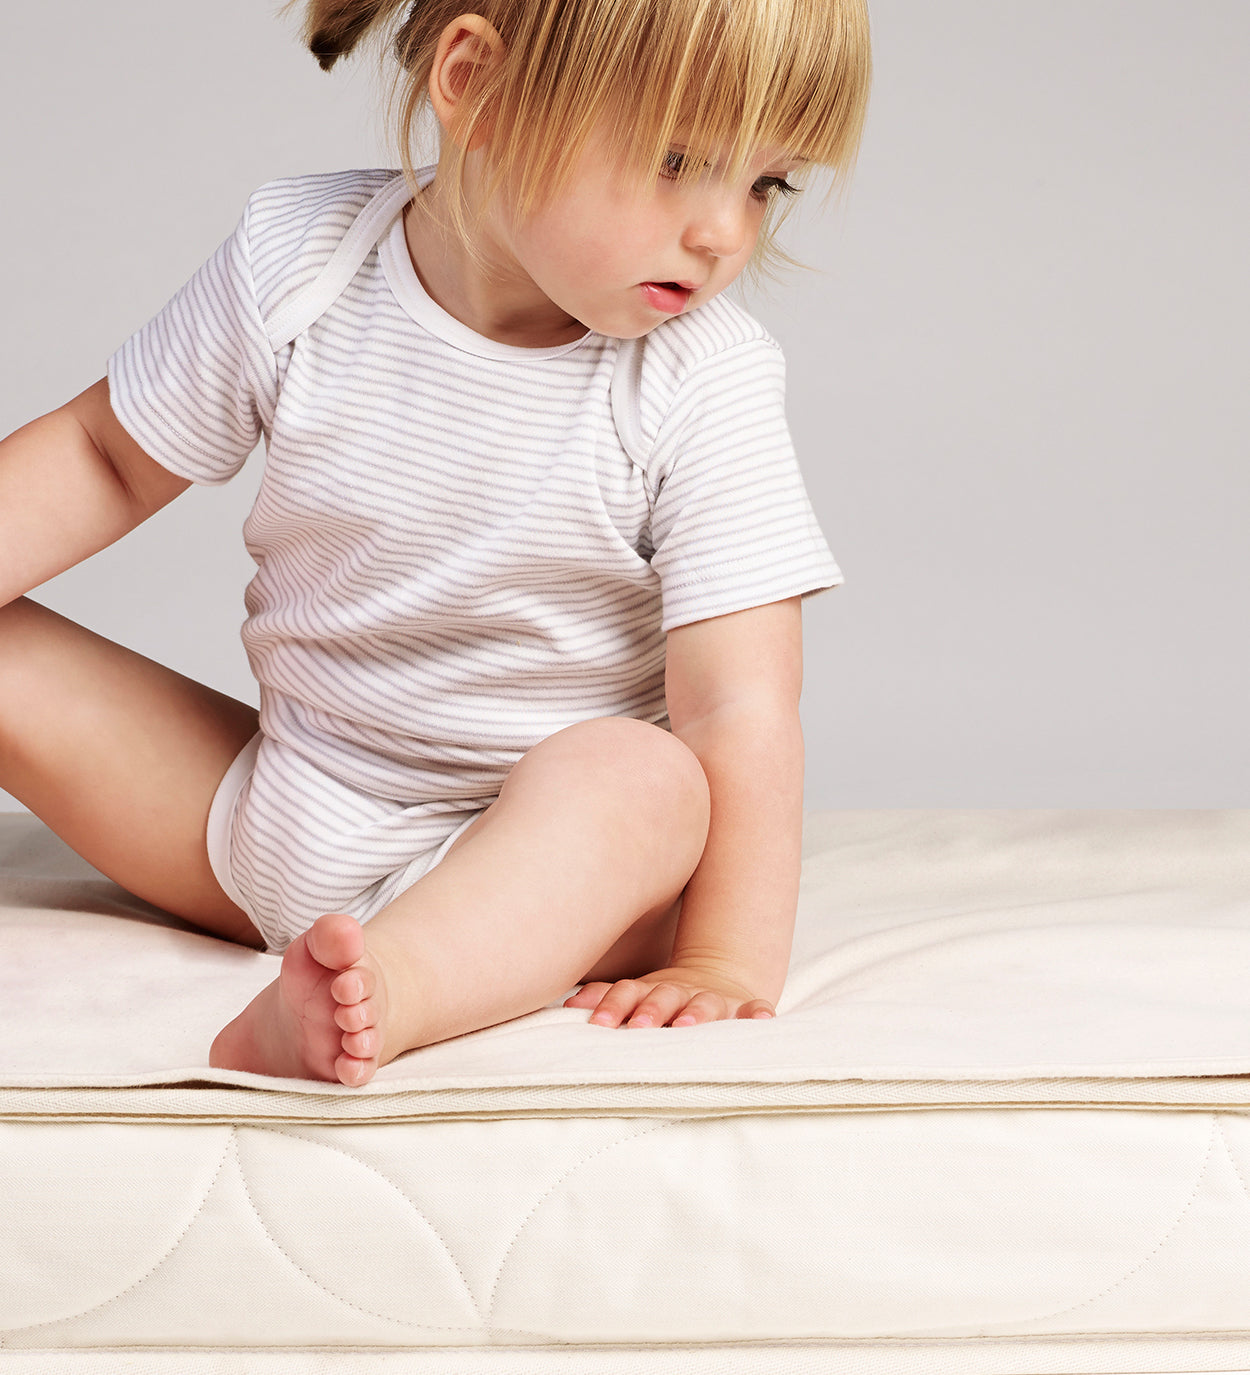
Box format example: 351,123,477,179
106,196,277,486
647,338,843,632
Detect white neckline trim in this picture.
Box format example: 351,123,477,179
379,173,594,363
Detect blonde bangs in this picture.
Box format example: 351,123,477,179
323,0,871,267
645,0,870,183
470,0,871,216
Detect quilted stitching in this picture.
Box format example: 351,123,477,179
229,1127,478,1331
485,1118,677,1320
1220,1116,1250,1205
2,1130,234,1336
252,1126,478,1311
4,1110,1250,1348
1028,1114,1223,1324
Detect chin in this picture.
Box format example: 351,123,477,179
599,324,663,341
582,312,672,341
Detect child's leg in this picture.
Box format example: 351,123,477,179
0,596,264,946
210,716,711,1085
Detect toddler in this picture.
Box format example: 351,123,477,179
0,0,870,1085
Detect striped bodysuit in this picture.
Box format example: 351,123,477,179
107,169,841,951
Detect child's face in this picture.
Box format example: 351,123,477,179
494,131,802,339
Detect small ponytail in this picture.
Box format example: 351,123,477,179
294,0,416,72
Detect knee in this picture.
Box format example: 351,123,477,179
658,730,711,836
532,717,710,838
612,717,710,830
589,718,712,865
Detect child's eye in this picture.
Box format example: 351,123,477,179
752,175,801,202
660,150,688,180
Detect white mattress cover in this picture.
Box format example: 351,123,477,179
4,809,1250,1107
3,810,1249,1366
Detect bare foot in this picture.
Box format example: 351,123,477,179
209,913,391,1086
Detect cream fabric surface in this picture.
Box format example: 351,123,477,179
2,810,1248,1370
3,809,1249,1096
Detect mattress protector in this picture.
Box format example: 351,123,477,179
2,809,1249,1120
3,810,1250,1368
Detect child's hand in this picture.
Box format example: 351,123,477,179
564,965,776,1029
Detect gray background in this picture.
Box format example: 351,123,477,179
2,1,1247,811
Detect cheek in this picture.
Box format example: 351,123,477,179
562,222,638,286
530,204,617,274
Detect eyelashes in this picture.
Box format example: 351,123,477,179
751,175,801,201
661,150,692,178
660,151,802,201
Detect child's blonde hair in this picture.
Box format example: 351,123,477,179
292,0,872,270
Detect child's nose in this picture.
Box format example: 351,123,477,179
682,193,751,260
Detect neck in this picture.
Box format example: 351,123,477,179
403,169,586,349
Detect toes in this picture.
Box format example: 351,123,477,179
330,963,376,1007
341,1026,381,1060
335,1052,377,1088
305,912,365,972
264,914,393,1086
333,997,377,1034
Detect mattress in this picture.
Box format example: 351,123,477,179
1,808,1248,1374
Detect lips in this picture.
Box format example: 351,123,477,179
641,281,694,314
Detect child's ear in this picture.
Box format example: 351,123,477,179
428,13,506,152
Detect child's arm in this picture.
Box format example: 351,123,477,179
568,596,805,1027
0,378,188,606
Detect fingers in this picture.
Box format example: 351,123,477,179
564,982,613,1010
566,978,762,1029
627,983,724,1029
588,978,663,1028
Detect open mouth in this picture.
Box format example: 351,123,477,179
641,281,693,314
